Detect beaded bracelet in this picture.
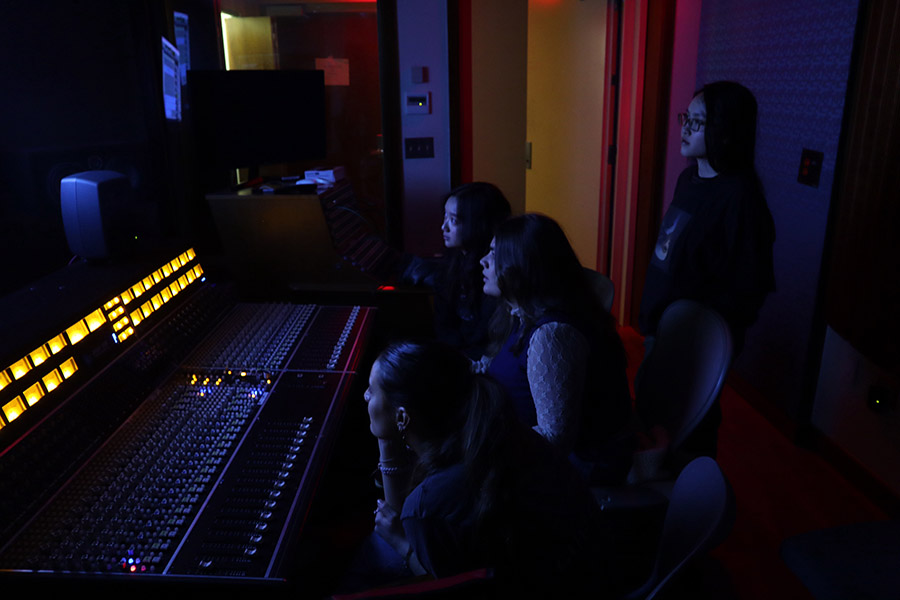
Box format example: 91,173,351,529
378,461,412,476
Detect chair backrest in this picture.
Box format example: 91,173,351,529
583,267,615,312
634,299,732,451
637,457,735,599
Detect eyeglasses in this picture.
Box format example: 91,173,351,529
677,112,706,133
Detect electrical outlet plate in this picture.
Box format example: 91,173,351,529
798,148,824,187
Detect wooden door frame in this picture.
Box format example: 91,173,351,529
601,0,676,327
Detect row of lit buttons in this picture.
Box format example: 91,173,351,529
0,249,202,430
107,248,202,344
327,306,360,370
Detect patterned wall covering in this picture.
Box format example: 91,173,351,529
695,0,860,416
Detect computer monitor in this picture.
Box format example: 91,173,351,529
187,69,327,174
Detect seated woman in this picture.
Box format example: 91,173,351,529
361,340,610,595
479,213,634,484
399,182,511,359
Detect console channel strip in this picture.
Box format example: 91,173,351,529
0,283,374,587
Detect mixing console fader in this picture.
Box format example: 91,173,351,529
0,275,375,589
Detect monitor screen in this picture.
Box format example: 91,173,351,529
187,69,327,172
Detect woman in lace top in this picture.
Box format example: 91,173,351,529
479,214,635,484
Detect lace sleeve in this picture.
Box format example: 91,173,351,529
526,321,589,452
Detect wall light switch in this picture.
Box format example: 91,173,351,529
405,137,434,159
411,66,428,84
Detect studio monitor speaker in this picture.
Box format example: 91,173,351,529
60,170,133,260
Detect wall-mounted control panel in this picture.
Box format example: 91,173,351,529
405,92,431,115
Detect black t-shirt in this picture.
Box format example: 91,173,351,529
639,165,775,352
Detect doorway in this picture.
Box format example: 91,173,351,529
217,0,391,237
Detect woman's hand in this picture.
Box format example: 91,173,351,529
374,499,408,555
374,499,427,576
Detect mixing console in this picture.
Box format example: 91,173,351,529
0,262,374,588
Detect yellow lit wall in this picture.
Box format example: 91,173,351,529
525,0,608,268
470,1,528,216
222,16,275,71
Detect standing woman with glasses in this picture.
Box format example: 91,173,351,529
639,81,776,457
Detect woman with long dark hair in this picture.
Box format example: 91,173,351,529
479,213,635,485
640,80,775,353
362,340,608,595
639,80,776,456
400,182,510,359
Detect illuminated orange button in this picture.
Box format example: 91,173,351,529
3,397,27,422
47,333,67,354
113,316,130,332
24,382,45,406
43,369,64,392
85,309,106,332
66,320,90,344
60,357,78,379
29,345,50,367
11,357,31,379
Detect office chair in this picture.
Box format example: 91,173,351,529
631,298,733,480
590,300,732,589
583,267,615,312
620,456,735,599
